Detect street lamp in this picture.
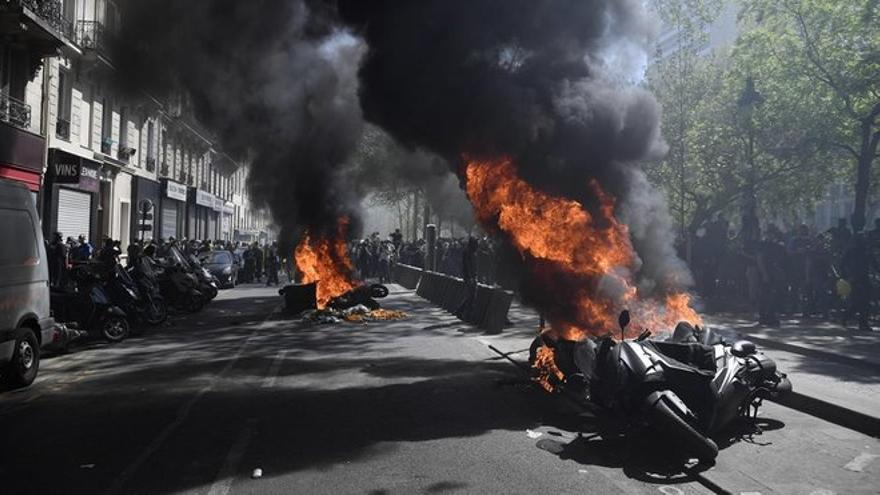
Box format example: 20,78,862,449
737,77,764,244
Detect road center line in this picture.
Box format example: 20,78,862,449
261,350,288,388
207,418,257,495
104,304,281,495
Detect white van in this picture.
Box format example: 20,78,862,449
0,178,57,389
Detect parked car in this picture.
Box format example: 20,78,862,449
0,178,60,389
201,250,239,288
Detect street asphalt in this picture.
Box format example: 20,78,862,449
1,284,878,494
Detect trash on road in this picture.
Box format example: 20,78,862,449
252,468,263,479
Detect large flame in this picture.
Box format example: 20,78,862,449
294,219,358,309
465,157,700,342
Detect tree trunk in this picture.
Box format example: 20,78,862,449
852,119,879,233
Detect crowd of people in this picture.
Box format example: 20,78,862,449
689,216,880,330
45,234,286,287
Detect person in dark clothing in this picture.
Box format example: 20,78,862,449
47,232,68,287
757,231,786,327
455,237,479,321
841,234,876,331
390,229,403,251
828,218,852,257
265,243,280,286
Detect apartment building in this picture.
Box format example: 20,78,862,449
0,0,272,254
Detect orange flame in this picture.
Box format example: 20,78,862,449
533,344,564,393
465,157,700,341
294,219,358,309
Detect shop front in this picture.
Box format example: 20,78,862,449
221,201,235,241
0,120,45,205
191,188,216,241
44,149,101,242
160,179,187,240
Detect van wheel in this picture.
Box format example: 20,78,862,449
4,328,40,389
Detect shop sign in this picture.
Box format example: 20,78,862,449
222,201,235,215
212,197,224,212
78,164,101,193
165,180,187,201
51,161,80,184
196,189,215,207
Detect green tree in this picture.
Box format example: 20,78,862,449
737,0,880,231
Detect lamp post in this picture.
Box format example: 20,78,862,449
737,77,764,244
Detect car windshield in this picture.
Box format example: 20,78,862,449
206,251,232,264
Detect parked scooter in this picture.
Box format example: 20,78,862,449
50,265,129,343
529,311,791,462
104,263,168,332
188,254,219,301
153,246,206,313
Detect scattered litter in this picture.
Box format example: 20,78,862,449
252,468,263,479
300,307,408,324
844,453,879,472
578,469,588,474
80,464,95,469
526,429,543,439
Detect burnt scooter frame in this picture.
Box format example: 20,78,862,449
530,311,791,462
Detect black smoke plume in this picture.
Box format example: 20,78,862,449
116,0,365,247
339,0,692,295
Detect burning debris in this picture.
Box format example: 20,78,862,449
300,306,407,325
294,219,358,309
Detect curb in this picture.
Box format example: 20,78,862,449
743,335,880,374
771,391,880,438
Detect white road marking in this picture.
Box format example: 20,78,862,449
261,350,288,388
658,486,684,495
843,452,879,472
207,419,257,495
104,303,282,495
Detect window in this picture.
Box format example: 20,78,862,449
56,69,72,140
119,105,129,162
146,120,155,160
0,209,39,266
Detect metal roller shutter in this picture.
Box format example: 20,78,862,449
57,188,92,241
162,201,178,240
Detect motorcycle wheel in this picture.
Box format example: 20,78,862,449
205,285,218,300
145,298,169,325
101,316,130,343
370,284,390,299
647,392,718,462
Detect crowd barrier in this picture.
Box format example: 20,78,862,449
393,263,513,333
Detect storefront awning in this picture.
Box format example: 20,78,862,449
0,165,41,192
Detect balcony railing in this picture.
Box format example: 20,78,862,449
159,163,169,176
76,20,111,58
146,157,156,172
55,117,70,141
0,93,33,131
101,138,112,155
20,0,75,40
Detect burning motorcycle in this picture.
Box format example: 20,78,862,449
529,310,791,462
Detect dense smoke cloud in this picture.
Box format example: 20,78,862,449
339,0,689,296
116,0,365,246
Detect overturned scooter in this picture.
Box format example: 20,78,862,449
529,310,791,463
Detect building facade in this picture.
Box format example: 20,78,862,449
0,0,272,257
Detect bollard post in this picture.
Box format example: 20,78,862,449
425,223,437,272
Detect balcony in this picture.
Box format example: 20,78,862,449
14,0,76,46
0,93,32,132
76,20,113,64
55,117,70,141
